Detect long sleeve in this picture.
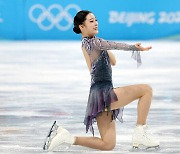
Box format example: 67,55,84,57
94,37,142,67
93,37,139,51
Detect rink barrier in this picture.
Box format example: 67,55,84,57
0,0,180,40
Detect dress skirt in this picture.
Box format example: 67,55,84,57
84,81,124,136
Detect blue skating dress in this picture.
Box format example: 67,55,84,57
82,36,141,135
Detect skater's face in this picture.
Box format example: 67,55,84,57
79,13,98,37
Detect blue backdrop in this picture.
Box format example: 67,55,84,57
0,0,180,40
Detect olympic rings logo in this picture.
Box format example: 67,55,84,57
29,4,81,31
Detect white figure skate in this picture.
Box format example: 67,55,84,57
43,121,75,151
132,125,160,149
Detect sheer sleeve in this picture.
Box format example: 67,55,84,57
93,37,139,51
82,36,142,67
93,37,142,67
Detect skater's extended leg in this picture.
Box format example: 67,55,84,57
74,111,116,150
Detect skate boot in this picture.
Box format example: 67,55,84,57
132,125,160,149
43,121,75,151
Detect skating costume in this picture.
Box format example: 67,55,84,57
82,36,141,135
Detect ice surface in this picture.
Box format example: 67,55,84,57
0,40,179,153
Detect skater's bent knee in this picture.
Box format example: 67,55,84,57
100,142,116,150
143,84,153,95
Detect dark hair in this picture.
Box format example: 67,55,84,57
73,10,91,34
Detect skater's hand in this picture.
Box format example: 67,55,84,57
135,43,152,51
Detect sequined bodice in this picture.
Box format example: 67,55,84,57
90,51,112,85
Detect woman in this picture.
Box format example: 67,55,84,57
43,10,159,151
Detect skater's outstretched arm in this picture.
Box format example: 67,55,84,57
82,37,152,67
83,37,152,52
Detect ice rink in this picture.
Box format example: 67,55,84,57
0,40,179,153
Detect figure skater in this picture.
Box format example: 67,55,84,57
43,10,160,151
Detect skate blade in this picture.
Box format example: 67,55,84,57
132,145,160,152
43,121,58,150
146,145,160,150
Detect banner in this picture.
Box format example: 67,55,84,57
0,0,180,40
0,0,24,39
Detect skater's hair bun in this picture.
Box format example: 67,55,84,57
73,10,91,34
73,26,81,34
